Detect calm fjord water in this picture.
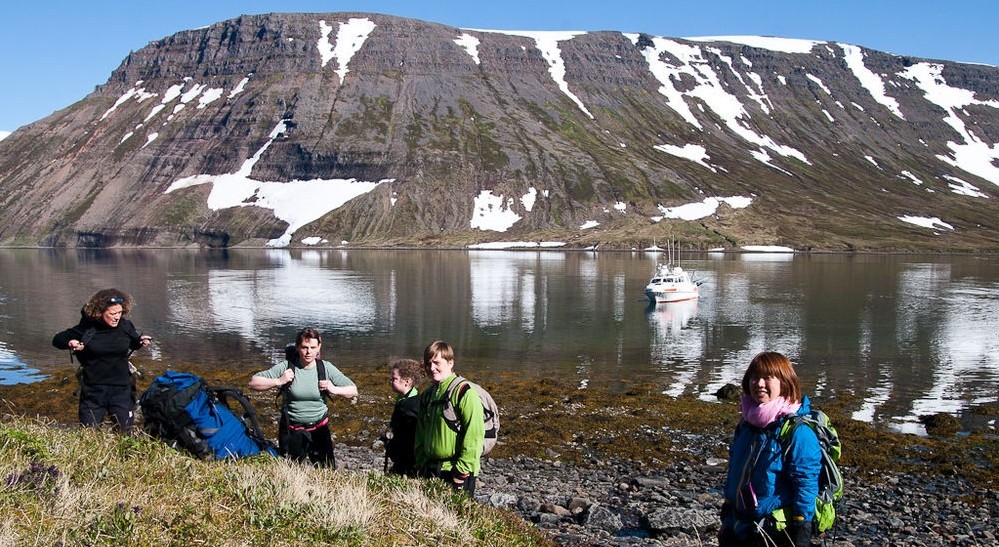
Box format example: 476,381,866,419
1,249,996,433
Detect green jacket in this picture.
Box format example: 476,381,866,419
414,374,484,475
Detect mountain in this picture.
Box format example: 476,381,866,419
0,12,996,251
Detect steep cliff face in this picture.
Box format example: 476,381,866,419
0,12,996,250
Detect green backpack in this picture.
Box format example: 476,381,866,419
778,409,844,534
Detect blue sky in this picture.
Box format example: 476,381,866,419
1,0,997,132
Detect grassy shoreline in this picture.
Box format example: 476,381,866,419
3,362,996,484
1,418,552,545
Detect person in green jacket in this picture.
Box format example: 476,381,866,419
414,340,484,496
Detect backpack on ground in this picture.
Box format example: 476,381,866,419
139,371,278,460
778,409,844,535
441,376,500,456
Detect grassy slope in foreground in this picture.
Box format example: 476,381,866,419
0,419,553,546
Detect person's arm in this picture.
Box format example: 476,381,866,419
248,364,293,391
786,424,822,522
52,327,82,350
452,383,484,479
319,363,358,399
325,383,358,398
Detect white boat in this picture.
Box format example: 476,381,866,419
644,237,701,304
644,263,699,303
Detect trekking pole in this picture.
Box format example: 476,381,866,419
381,430,393,474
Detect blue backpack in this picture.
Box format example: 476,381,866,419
140,371,277,460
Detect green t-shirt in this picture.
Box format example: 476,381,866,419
254,360,354,424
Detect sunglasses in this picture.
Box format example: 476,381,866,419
108,296,125,305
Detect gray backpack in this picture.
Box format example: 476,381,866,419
441,376,499,456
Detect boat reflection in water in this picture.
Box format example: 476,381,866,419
646,299,699,333
646,299,703,397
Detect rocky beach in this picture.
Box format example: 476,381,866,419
1,367,996,546
333,438,996,546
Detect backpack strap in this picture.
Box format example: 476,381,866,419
452,379,472,406
79,327,97,345
279,355,330,403
777,414,807,457
449,375,470,397
441,376,471,434
68,326,98,365
208,387,268,441
317,358,327,382
316,359,330,401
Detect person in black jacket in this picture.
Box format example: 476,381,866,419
383,358,423,475
53,288,151,433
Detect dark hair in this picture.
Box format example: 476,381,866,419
390,358,424,383
423,340,454,368
295,327,323,346
82,289,132,321
741,351,802,404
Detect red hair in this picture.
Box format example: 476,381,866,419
741,351,802,403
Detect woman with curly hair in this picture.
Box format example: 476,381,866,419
52,288,151,432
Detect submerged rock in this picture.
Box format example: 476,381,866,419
919,412,961,436
714,384,741,402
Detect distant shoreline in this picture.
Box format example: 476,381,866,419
0,244,994,254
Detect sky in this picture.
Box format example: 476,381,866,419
1,0,997,133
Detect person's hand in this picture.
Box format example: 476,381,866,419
139,335,152,347
451,470,468,486
279,367,295,386
68,339,84,351
318,379,332,394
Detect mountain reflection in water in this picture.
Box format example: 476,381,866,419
0,248,995,434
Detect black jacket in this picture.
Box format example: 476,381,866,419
387,391,420,474
53,312,142,386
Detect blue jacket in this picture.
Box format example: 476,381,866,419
723,396,822,532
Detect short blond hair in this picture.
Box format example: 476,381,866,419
423,340,454,369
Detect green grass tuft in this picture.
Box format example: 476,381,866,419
0,418,553,546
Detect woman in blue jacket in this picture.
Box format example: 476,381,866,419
720,352,822,547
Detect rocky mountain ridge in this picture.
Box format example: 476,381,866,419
0,12,996,251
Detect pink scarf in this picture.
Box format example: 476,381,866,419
740,395,801,429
